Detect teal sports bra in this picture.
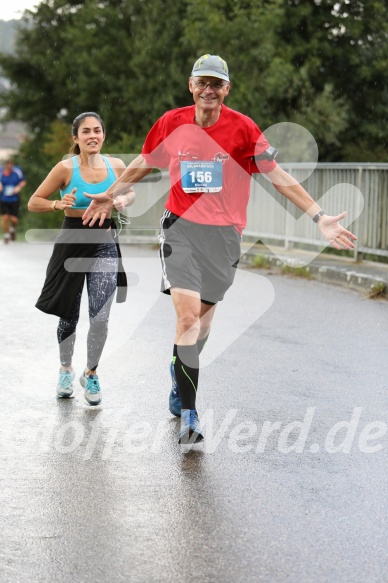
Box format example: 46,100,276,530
60,155,117,209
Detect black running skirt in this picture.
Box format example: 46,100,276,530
36,217,127,319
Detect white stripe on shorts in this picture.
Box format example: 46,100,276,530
159,209,172,291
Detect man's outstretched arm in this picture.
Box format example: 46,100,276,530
266,164,357,251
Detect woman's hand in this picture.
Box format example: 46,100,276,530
112,191,135,212
59,188,77,210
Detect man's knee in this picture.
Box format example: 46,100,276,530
177,311,200,335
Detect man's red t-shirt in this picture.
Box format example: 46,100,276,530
142,104,276,234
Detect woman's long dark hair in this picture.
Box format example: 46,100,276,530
69,112,106,155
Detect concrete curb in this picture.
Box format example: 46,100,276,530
240,248,388,299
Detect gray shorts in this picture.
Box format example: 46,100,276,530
159,210,241,304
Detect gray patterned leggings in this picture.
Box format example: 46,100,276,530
57,242,119,371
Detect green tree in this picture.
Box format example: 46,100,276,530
181,0,284,128
271,0,388,160
0,0,387,168
182,0,388,161
0,0,191,143
0,0,192,231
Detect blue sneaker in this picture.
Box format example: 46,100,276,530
178,410,204,444
169,359,182,417
56,369,75,398
80,370,102,406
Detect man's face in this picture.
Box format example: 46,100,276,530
189,76,230,111
4,161,14,173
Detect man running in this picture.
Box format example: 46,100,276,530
82,54,357,444
0,158,26,244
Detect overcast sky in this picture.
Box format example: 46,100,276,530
1,0,41,21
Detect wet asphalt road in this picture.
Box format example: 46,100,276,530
1,241,388,583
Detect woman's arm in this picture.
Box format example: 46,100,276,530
27,162,75,213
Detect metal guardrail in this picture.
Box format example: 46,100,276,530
120,164,388,262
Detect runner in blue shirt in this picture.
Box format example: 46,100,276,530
0,159,27,244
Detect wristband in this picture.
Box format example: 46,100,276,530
51,200,59,211
312,210,326,223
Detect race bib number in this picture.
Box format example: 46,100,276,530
180,161,222,193
4,186,14,197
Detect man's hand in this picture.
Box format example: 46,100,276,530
318,212,357,250
82,192,114,227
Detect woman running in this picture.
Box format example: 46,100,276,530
28,112,134,405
